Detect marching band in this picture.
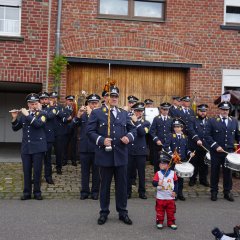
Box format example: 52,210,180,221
10,87,240,227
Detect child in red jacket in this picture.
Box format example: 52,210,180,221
152,153,178,230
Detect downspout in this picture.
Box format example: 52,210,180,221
45,0,52,91
55,0,62,56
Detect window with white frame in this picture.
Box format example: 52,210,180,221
98,0,165,21
224,0,240,25
0,0,21,36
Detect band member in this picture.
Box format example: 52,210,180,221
101,90,109,106
39,92,56,184
127,102,150,199
87,86,136,225
144,99,154,108
149,102,173,173
124,95,139,116
177,96,195,135
49,92,70,175
164,119,195,201
73,94,100,200
169,96,181,118
11,93,47,200
205,101,240,202
188,104,210,187
62,95,77,166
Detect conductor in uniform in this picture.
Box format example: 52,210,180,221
11,93,47,200
87,86,136,225
205,101,240,202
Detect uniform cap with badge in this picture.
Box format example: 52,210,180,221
65,95,75,101
180,96,191,102
144,99,154,105
25,93,39,102
128,95,139,103
172,118,185,127
49,92,58,98
132,102,145,111
39,92,49,99
110,86,120,97
197,104,209,112
158,152,171,164
218,101,231,110
86,94,101,102
102,90,109,97
172,96,181,102
160,102,171,110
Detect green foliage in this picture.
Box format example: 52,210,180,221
49,55,68,91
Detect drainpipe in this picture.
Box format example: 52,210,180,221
55,0,62,56
45,0,52,92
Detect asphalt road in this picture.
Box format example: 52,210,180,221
0,197,239,240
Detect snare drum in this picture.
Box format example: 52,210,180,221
204,152,211,166
174,162,194,178
225,153,240,171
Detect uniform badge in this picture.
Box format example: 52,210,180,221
217,118,220,121
36,112,39,116
53,109,56,114
173,134,176,138
144,127,149,133
102,107,107,112
41,115,46,122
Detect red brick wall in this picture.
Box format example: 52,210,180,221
0,0,56,91
59,0,240,112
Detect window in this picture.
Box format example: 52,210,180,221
0,0,21,36
224,0,240,25
98,0,165,22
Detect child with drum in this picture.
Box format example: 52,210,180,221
152,153,178,230
163,118,195,201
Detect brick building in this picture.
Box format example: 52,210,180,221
0,0,240,142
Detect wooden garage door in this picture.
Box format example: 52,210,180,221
67,63,186,106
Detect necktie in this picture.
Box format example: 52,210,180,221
222,117,227,127
111,108,116,118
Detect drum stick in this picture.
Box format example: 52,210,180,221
187,150,196,163
200,145,209,152
222,150,229,155
234,147,240,153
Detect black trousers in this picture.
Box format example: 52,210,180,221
21,152,44,197
190,149,208,182
44,142,53,180
210,152,232,194
63,128,77,164
127,155,146,195
99,165,128,217
80,152,99,197
55,135,65,170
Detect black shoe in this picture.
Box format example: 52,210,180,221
34,195,43,200
80,195,88,200
211,192,218,201
224,192,234,202
46,178,54,184
91,195,98,200
119,215,133,225
56,169,62,175
189,180,196,187
212,227,224,239
127,193,131,199
98,215,107,225
199,181,210,187
177,195,186,201
62,162,67,166
20,195,31,200
139,194,147,199
72,162,77,166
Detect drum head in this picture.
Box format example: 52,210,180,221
175,163,194,173
227,153,240,164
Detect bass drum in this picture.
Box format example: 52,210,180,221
225,153,240,171
174,162,194,178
